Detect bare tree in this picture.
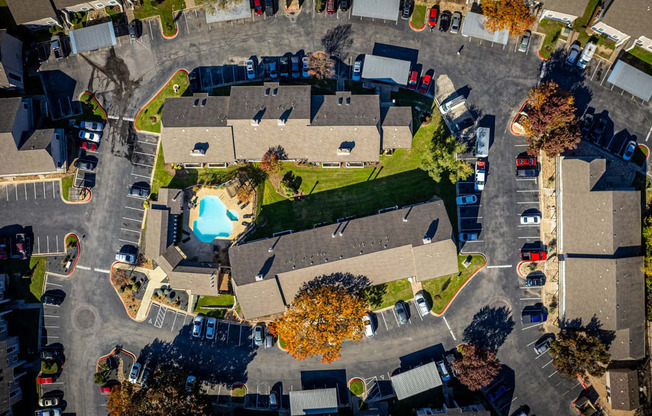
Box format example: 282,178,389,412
308,52,335,80
321,24,354,57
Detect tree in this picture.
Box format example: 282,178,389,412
420,122,473,183
260,148,282,175
549,329,610,378
308,52,335,80
642,216,652,319
202,0,241,12
481,0,535,36
106,370,210,416
522,81,581,157
452,345,501,391
275,284,368,363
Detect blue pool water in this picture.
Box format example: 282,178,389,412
192,196,238,243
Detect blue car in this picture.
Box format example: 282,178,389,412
352,60,362,81
436,360,451,381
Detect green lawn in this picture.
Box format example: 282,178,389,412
80,92,106,121
61,176,73,201
410,5,427,29
365,279,414,311
538,19,567,59
572,0,599,30
421,255,485,314
135,71,191,133
1,257,46,302
626,46,652,75
349,379,364,396
194,295,234,318
133,0,185,37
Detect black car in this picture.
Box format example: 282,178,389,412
340,0,350,11
516,168,537,177
591,118,607,143
42,293,64,307
451,118,474,135
534,333,555,355
526,274,545,287
265,0,274,16
279,56,290,78
129,184,149,198
40,348,57,360
401,0,412,19
129,20,142,39
439,11,451,32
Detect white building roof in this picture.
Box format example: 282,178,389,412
69,22,116,54
391,362,443,400
361,55,411,85
461,12,509,45
607,60,652,102
289,388,338,416
351,0,400,21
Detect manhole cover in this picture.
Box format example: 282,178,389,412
74,307,97,330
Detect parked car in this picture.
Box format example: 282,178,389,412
268,60,278,79
516,156,536,167
451,118,474,136
291,55,300,78
100,385,113,394
439,11,451,32
302,56,310,78
279,56,290,78
50,35,63,60
77,159,96,171
591,118,607,142
408,70,418,90
185,375,196,393
352,60,362,81
129,184,149,198
428,6,438,29
436,360,451,381
622,140,636,161
418,74,432,94
80,120,104,132
401,0,412,19
81,141,98,152
534,334,555,355
340,0,350,12
456,195,477,205
12,233,28,259
253,0,263,15
363,314,374,337
566,44,581,66
115,251,137,264
526,274,545,287
40,349,57,360
246,59,256,80
140,368,151,386
326,0,337,14
450,12,462,33
35,409,61,416
42,293,64,307
205,317,216,340
0,237,8,260
474,159,485,191
78,130,101,143
38,397,59,407
520,250,547,262
129,19,142,39
270,390,279,409
516,168,537,178
265,334,274,348
128,363,141,383
37,376,54,384
459,232,478,242
414,292,430,317
395,301,408,324
581,113,594,133
265,0,274,16
518,31,531,52
192,315,205,338
488,385,508,401
520,214,541,225
253,324,264,346
445,354,458,377
521,305,548,324
577,42,596,70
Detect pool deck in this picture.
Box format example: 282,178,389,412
188,186,254,242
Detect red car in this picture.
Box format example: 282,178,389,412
428,6,438,27
0,238,9,260
418,74,432,94
326,0,337,14
516,157,537,167
81,141,97,152
253,0,263,15
100,385,115,394
12,233,28,260
37,376,54,384
521,250,547,262
408,71,418,90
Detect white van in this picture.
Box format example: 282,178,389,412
438,94,466,114
576,42,596,70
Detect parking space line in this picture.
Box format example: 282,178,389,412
43,181,46,198
123,217,142,222
131,173,151,179
47,236,49,253
170,311,179,331
516,178,536,181
33,183,36,198
542,359,553,368
44,325,60,329
37,237,40,253
516,190,538,193
526,338,539,346
138,140,157,145
412,300,423,321
548,371,558,378
76,265,91,270
226,323,230,343
24,183,27,200
380,310,389,330
442,316,457,341
4,185,7,201
43,315,59,318
391,308,400,325
53,182,56,198
133,162,153,168
486,264,512,268
47,282,63,287
239,326,243,346
460,217,482,220
56,235,59,252
125,206,145,212
517,201,539,204
463,240,485,243
15,184,17,200
518,236,539,239
522,323,544,330
520,297,541,301
94,268,110,274
121,228,141,234
134,151,156,157
118,238,139,245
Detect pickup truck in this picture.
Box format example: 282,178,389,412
520,250,547,262
475,159,486,191
521,306,548,324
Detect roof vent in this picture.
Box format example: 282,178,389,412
423,236,432,244
255,273,264,281
278,118,285,126
193,99,199,107
201,99,207,107
272,88,278,96
337,147,351,155
332,231,337,238
251,118,259,126
339,229,343,236
403,213,409,222
265,88,270,96
268,247,273,253
346,97,351,105
189,149,206,156
338,97,343,105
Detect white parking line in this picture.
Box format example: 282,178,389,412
486,264,512,269
442,316,457,341
516,178,537,181
15,184,18,199
170,311,178,331
391,308,400,325
47,282,63,287
517,201,539,204
460,216,483,220
94,268,110,274
76,265,91,270
44,326,60,329
516,189,538,193
380,310,389,330
131,173,151,179
548,371,558,378
535,351,549,360
239,326,243,346
123,217,142,222
526,338,539,346
138,140,157,145
118,238,139,245
646,125,652,142
121,228,141,234
520,297,542,301
37,237,40,253
522,323,544,330
43,315,59,318
226,323,230,343
518,224,540,228
47,236,49,253
134,151,156,157
514,143,529,147
125,206,145,212
518,236,539,239
133,162,153,168
43,181,46,198
463,240,485,243
24,183,27,200
412,300,423,321
34,183,36,198
542,359,553,368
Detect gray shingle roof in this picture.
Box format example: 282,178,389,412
599,0,652,41
157,246,220,296
145,208,170,261
0,97,21,133
69,22,117,54
161,95,230,128
391,362,442,400
228,82,311,121
351,0,400,21
232,278,287,318
607,368,639,411
154,188,184,216
289,388,338,416
540,0,590,18
310,92,380,126
381,106,413,150
5,0,56,25
161,126,236,164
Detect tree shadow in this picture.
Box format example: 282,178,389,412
560,315,616,348
364,284,387,308
321,24,354,57
300,273,372,298
463,306,515,351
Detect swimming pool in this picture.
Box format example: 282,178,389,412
192,195,239,243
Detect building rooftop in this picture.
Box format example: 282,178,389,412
145,209,170,261
607,368,639,411
351,0,400,21
161,95,230,128
391,362,443,400
540,0,590,18
69,22,117,54
381,106,413,149
289,388,338,416
606,60,652,102
599,0,652,41
310,92,380,126
157,246,220,296
360,55,411,85
5,0,55,25
228,83,311,121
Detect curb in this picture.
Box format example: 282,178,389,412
64,233,81,277
516,261,525,277
537,50,550,61
432,254,487,317
61,186,92,204
109,262,140,321
161,21,178,39
79,91,107,121
96,347,137,372
134,68,189,133
409,16,426,32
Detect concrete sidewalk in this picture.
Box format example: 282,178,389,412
124,266,168,322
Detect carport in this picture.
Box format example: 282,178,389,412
289,388,338,416
361,55,411,85
461,12,509,45
390,362,443,400
351,0,400,21
69,22,117,54
607,60,652,102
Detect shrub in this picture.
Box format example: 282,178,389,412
41,360,58,374
130,276,138,284
94,370,109,385
133,282,141,292
118,286,125,294
154,289,162,297
163,288,170,295
125,285,133,293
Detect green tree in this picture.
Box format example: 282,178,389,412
420,123,473,183
549,329,610,378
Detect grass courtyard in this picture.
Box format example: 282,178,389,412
365,279,414,311
135,70,191,134
410,5,427,29
421,255,485,314
133,0,185,38
193,295,235,319
1,257,46,302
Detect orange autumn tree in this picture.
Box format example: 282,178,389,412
482,0,535,36
275,283,367,363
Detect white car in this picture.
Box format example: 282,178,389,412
362,314,374,337
79,130,101,143
520,214,541,225
192,316,204,338
576,42,596,70
245,59,256,80
456,195,477,205
622,140,636,161
474,163,485,191
566,44,581,66
459,232,478,242
302,56,310,78
115,252,136,264
35,410,61,416
128,363,141,383
80,121,104,132
38,397,59,407
205,317,216,340
414,292,430,317
352,60,362,81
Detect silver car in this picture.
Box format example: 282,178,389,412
518,31,531,52
414,292,430,317
78,130,101,143
246,59,256,80
115,252,136,264
80,121,104,132
362,314,374,337
253,325,264,346
192,316,204,338
205,317,216,340
450,12,462,34
128,363,141,383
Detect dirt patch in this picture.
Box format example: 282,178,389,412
111,269,146,318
